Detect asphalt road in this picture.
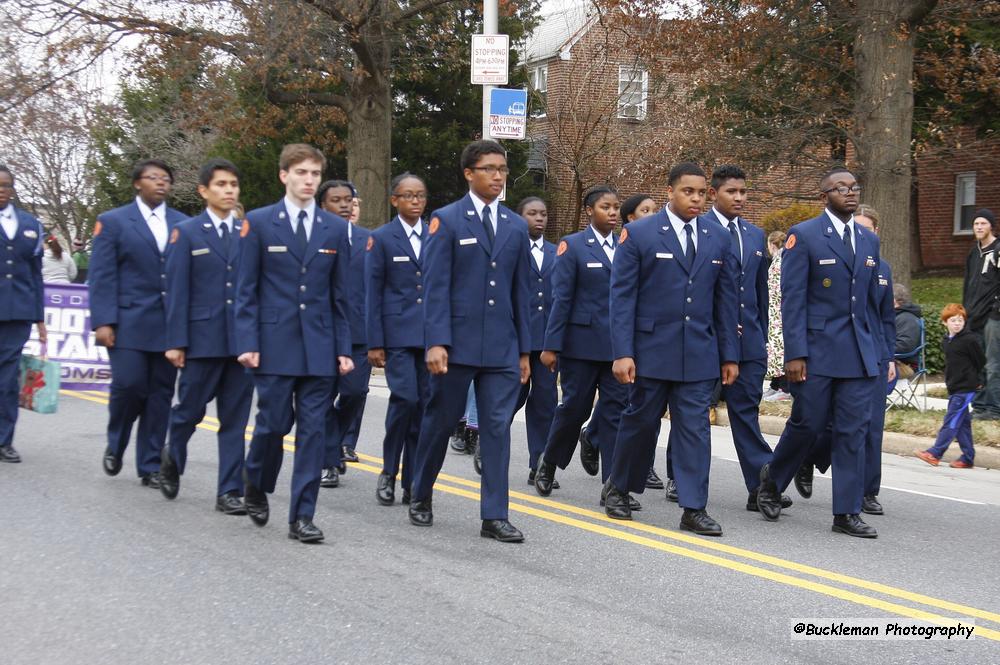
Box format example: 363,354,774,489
2,382,999,665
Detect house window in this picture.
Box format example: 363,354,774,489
617,66,648,120
530,65,547,118
954,172,976,234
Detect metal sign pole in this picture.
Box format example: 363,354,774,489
482,0,499,140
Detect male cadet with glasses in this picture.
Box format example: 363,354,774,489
235,144,354,544
757,168,883,538
700,165,792,513
90,159,188,487
602,162,740,537
407,140,533,543
159,158,252,515
367,173,429,506
317,179,369,489
0,165,46,464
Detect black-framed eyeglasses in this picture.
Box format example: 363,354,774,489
394,192,428,201
823,185,862,195
469,166,510,176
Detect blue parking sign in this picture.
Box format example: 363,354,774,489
489,88,528,139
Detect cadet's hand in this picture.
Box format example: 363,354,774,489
519,354,531,384
540,350,558,372
238,352,259,369
887,361,896,383
427,345,448,375
368,348,386,368
166,349,186,369
785,358,807,383
613,357,636,384
95,325,116,348
36,321,47,345
338,355,354,375
721,362,739,386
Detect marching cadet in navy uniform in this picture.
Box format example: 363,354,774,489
235,144,354,543
318,180,369,488
0,165,46,464
699,165,792,512
602,163,740,537
534,187,634,508
510,197,558,486
89,159,188,486
367,173,429,505
159,159,252,514
757,168,883,538
407,140,532,542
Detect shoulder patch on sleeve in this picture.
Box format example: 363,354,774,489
366,235,375,251
619,228,628,244
169,228,179,244
556,240,568,256
429,217,440,235
93,221,103,237
240,219,250,238
785,233,796,250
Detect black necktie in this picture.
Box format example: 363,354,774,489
411,231,421,259
842,223,854,265
482,206,495,250
684,223,696,268
219,222,230,258
296,210,308,253
728,222,742,264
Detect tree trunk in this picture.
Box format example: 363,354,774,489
851,0,937,287
346,75,391,229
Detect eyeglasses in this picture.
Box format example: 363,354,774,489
823,185,862,195
469,166,510,176
394,192,428,201
139,175,172,184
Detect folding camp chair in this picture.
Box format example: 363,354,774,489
886,317,927,412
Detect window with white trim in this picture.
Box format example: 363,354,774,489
530,65,547,118
954,172,976,234
617,66,648,120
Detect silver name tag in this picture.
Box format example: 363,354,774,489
459,238,477,246
819,258,836,265
267,246,288,253
392,256,410,262
586,262,603,268
655,252,673,259
191,248,210,256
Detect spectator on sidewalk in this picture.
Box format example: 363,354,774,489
71,238,89,283
917,304,985,468
42,235,77,284
893,283,922,379
764,230,790,401
962,208,1000,420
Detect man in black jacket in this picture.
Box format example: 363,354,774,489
962,208,1000,420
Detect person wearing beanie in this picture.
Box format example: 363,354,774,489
961,208,1000,420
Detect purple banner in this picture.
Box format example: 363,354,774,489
23,284,111,391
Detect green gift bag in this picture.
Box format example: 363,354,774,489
18,354,61,414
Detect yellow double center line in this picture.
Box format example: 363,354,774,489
63,388,1000,640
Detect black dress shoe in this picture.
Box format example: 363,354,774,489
376,472,396,506
159,449,180,500
746,489,793,512
320,467,340,488
336,460,347,475
861,495,883,515
465,428,479,458
680,509,723,537
600,491,641,511
756,464,782,521
579,428,599,476
480,519,524,543
832,514,878,538
473,439,482,476
665,478,678,502
244,473,269,527
0,445,21,463
794,462,814,499
409,498,433,526
341,446,359,463
527,469,560,489
602,481,632,520
215,491,247,515
533,460,556,496
288,517,325,543
140,472,162,489
102,447,122,476
401,488,411,505
449,422,468,453
645,467,664,490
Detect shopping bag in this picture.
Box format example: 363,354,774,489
18,353,61,414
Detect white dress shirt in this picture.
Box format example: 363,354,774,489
666,205,698,254
713,207,742,262
206,209,234,238
0,205,16,241
590,225,615,263
530,237,544,271
136,196,168,252
284,196,316,241
399,216,423,259
825,209,856,254
469,191,499,236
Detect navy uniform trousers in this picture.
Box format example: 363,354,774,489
0,322,32,448
167,358,253,496
411,363,520,520
513,351,557,471
324,344,370,468
721,358,773,491
542,357,627,483
107,349,177,476
381,347,428,488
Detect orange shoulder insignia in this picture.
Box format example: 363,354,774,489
169,228,180,244
366,235,374,251
785,234,796,250
429,216,440,235
619,228,628,244
93,221,103,237
240,219,251,238
556,240,568,256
